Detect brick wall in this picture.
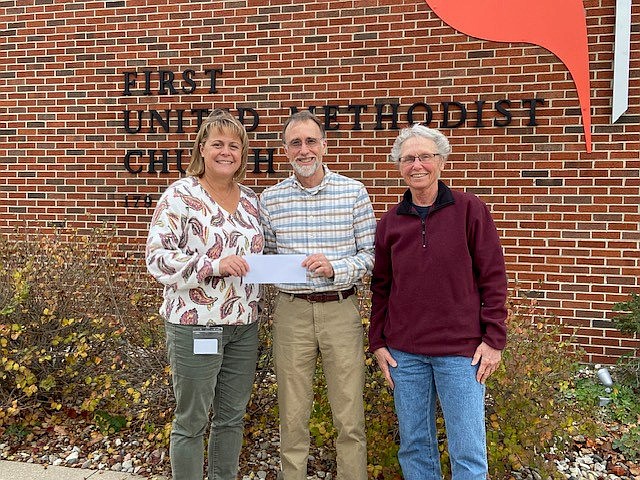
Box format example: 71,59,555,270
1,0,638,363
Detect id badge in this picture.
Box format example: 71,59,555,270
193,327,223,355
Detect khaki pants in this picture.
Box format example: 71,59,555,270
273,292,367,480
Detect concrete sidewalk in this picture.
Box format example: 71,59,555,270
0,460,150,480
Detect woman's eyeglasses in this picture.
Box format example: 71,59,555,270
398,153,441,165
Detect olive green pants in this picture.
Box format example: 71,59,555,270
165,321,258,480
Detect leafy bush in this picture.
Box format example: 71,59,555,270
0,230,171,445
609,293,640,460
613,425,640,462
484,294,599,479
615,354,640,392
612,294,640,391
573,374,640,425
1,231,610,480
612,293,640,336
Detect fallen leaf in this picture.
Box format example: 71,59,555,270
87,432,104,447
611,465,627,476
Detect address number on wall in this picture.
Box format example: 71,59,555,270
124,194,154,208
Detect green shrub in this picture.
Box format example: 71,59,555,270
612,293,640,336
485,295,598,479
613,424,640,462
244,286,279,444
573,373,640,424
571,366,640,463
614,354,640,392
609,293,640,461
0,230,171,446
611,294,640,392
360,289,402,480
1,232,609,480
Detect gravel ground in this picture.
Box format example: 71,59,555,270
1,418,638,480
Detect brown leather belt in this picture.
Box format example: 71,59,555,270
290,286,356,303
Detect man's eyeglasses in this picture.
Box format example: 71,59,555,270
398,153,441,165
285,137,323,149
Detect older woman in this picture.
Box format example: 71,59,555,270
146,109,263,480
369,124,508,480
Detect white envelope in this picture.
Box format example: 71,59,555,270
244,254,308,284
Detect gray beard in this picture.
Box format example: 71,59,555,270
292,160,320,178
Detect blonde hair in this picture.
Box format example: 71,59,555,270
186,109,249,181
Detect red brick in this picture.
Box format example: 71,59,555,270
1,0,638,363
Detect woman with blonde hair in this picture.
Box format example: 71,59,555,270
146,109,263,480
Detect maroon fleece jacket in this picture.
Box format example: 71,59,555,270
369,181,508,357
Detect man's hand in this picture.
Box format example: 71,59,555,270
302,253,334,278
373,347,398,389
471,341,502,384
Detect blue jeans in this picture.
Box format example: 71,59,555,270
165,321,259,480
389,348,487,480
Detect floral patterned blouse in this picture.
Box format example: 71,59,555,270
146,176,264,326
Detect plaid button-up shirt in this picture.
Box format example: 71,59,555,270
259,166,376,294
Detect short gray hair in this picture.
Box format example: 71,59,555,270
281,110,325,143
389,124,452,162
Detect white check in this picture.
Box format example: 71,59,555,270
244,254,308,284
